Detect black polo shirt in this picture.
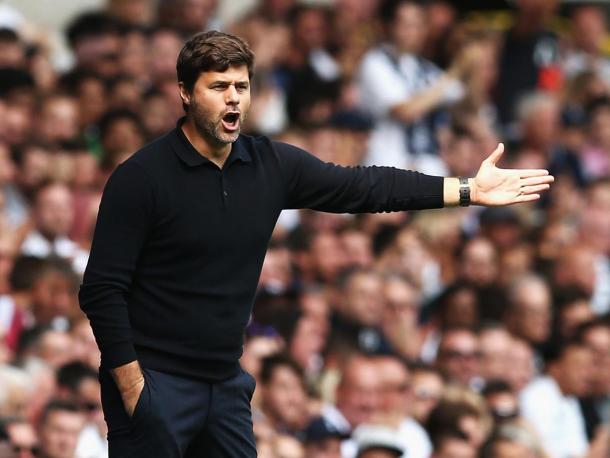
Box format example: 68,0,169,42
79,119,444,380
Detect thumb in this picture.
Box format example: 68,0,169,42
485,143,504,166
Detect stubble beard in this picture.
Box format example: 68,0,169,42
190,98,243,146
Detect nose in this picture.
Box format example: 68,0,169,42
225,84,239,105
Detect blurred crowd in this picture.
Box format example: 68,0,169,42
1,0,610,457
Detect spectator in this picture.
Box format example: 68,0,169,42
481,380,519,424
302,416,347,458
36,400,85,458
504,274,553,354
2,417,39,458
411,364,445,425
436,327,481,389
479,422,546,458
519,339,593,458
323,353,381,456
375,355,432,458
478,324,513,384
258,354,309,435
329,269,389,355
357,0,472,174
430,429,476,458
65,12,123,79
19,182,88,275
576,319,610,439
495,0,561,127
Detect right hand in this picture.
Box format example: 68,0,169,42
110,360,146,418
121,378,145,418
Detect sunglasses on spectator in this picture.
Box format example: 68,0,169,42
12,444,40,455
413,388,441,401
441,350,482,360
79,401,101,412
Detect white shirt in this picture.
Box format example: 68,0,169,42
519,376,588,458
20,230,89,274
357,45,460,175
75,423,108,458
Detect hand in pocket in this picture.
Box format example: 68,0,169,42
122,378,146,418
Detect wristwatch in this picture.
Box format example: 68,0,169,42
459,177,471,207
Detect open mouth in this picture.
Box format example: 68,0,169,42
221,112,240,131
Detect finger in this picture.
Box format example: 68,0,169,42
485,143,504,165
513,193,540,204
521,175,555,187
521,184,550,194
518,169,550,178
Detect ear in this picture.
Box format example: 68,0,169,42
178,82,190,108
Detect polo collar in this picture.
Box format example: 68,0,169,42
170,117,251,167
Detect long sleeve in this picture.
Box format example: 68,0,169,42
277,142,444,212
78,161,156,369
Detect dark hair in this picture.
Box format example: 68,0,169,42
482,379,513,397
57,362,98,393
66,12,122,49
176,30,254,94
260,353,304,386
379,0,424,25
39,399,81,425
0,28,20,44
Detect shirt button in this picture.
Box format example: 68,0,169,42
223,191,228,197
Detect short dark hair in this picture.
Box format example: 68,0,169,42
176,30,254,94
39,399,81,426
66,12,122,49
260,353,304,386
57,361,98,393
379,0,424,25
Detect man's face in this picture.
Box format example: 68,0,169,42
305,437,342,458
555,346,594,397
7,422,39,458
438,331,480,386
39,410,85,458
261,366,307,430
390,3,427,54
180,65,251,146
336,359,381,427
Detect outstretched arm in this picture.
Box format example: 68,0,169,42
443,143,554,206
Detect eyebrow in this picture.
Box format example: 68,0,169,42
210,80,249,86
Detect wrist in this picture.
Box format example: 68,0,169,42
469,177,478,205
458,177,472,207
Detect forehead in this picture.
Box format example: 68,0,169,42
197,64,250,83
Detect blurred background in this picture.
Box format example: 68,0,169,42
0,0,610,457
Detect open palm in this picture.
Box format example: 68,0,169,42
473,144,554,206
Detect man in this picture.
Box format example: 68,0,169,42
357,0,471,174
37,400,86,458
79,30,553,457
257,354,309,435
519,340,593,458
436,327,481,389
375,355,432,458
2,417,39,458
504,274,553,354
302,416,347,458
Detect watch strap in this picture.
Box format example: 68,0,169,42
459,177,471,207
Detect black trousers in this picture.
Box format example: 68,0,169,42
98,365,257,457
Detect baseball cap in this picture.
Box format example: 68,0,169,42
353,424,404,457
303,417,350,443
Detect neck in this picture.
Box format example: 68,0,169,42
182,116,231,168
